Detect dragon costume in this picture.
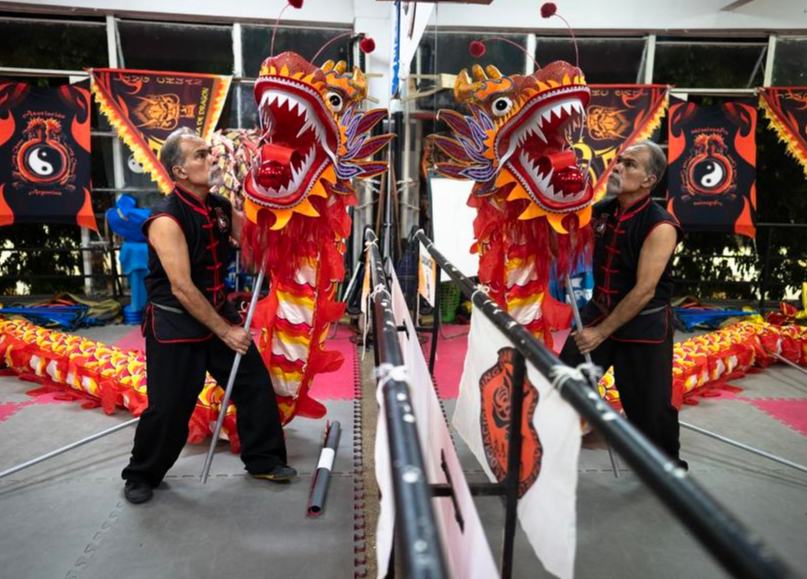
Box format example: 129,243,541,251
432,61,594,347
0,51,391,446
213,52,391,424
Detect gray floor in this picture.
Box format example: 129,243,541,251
0,322,358,579
1,325,806,578
447,362,807,578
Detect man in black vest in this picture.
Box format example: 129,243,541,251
122,127,295,504
561,140,687,469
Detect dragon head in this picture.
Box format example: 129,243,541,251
435,60,593,232
241,51,390,231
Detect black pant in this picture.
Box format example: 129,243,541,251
122,334,287,486
560,330,681,461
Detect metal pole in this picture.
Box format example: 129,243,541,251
564,276,620,479
306,421,342,517
427,268,441,375
501,350,526,579
0,418,139,480
758,227,773,312
772,352,807,378
680,421,807,475
415,229,794,579
366,229,448,579
200,264,266,484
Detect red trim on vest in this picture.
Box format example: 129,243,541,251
200,207,224,307
175,186,209,217
595,195,652,308
610,308,670,344
147,306,213,344
643,220,681,245
618,195,651,222
143,212,182,239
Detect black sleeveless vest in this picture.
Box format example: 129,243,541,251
143,186,236,341
582,195,682,343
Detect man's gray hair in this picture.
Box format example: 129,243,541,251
632,140,667,184
159,127,197,180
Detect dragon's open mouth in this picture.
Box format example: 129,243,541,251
244,76,339,209
496,84,592,213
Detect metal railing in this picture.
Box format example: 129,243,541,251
366,229,448,579
415,229,795,579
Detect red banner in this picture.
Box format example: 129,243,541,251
90,68,231,193
667,101,757,239
759,87,807,178
0,80,95,230
574,84,669,201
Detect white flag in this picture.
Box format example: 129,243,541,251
453,311,582,579
374,267,499,578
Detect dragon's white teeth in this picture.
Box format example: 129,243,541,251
296,120,312,139
531,124,547,144
539,167,554,191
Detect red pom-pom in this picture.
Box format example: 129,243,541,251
288,0,303,8
359,37,376,54
540,2,557,17
468,40,486,58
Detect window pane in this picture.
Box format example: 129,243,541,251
772,38,807,85
118,21,233,74
653,41,766,88
90,136,115,190
415,32,526,111
223,82,259,129
0,20,106,70
418,32,526,77
536,37,646,83
241,26,352,79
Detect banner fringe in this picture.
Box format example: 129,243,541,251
758,90,807,179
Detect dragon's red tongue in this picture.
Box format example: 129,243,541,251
255,143,299,189
536,150,584,195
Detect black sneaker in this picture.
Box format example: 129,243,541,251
252,464,298,482
124,480,154,504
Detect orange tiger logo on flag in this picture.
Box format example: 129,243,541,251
479,347,542,498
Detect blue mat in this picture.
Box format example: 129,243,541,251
673,307,755,331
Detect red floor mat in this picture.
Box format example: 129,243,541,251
115,324,356,400
747,398,807,438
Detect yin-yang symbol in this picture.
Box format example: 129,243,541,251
25,145,64,179
128,154,145,174
691,156,729,193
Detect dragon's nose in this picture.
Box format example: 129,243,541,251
255,143,300,189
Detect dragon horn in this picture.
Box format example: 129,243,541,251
321,60,335,72
454,69,474,103
485,65,503,79
471,64,488,82
351,66,365,84
334,60,348,74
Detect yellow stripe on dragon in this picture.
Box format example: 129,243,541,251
432,61,596,349
212,52,392,424
3,317,806,446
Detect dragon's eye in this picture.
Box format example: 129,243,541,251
326,91,344,113
491,96,514,117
